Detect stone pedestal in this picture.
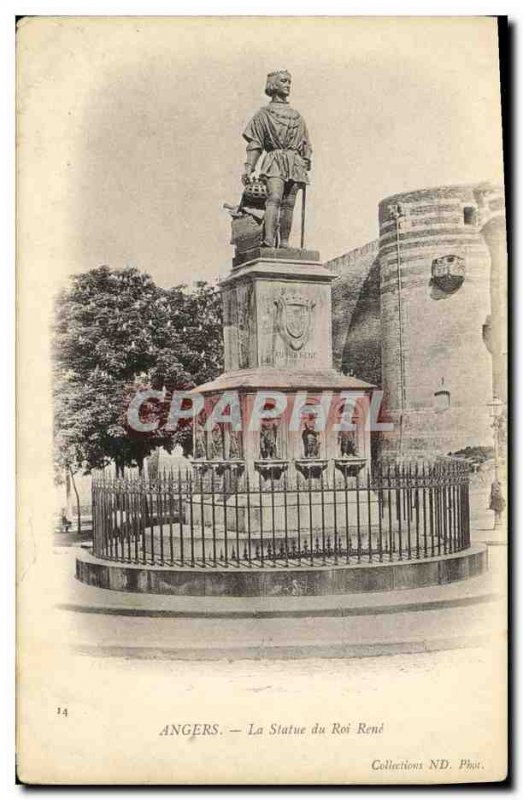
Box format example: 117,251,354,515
189,487,380,536
192,249,375,486
221,252,335,372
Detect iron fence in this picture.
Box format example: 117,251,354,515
91,460,470,569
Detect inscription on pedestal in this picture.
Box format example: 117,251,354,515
258,281,331,369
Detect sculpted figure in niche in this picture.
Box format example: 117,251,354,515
260,423,278,459
228,429,243,460
338,429,358,458
193,420,207,459
242,70,312,248
302,422,320,458
210,425,224,459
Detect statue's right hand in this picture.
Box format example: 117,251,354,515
241,172,252,186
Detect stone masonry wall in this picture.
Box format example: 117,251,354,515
329,240,381,384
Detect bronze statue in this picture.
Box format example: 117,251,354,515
242,70,312,248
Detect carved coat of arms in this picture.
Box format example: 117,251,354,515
275,292,315,351
431,254,466,293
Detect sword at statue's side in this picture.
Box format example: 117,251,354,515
300,185,306,249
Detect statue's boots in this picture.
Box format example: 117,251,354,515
278,197,295,248
279,181,301,247
262,199,279,247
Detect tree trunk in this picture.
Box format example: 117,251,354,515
64,467,73,521
68,465,82,536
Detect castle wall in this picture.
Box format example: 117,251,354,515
329,243,381,385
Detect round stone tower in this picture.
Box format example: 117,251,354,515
378,182,505,456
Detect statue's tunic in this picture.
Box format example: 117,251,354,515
243,103,312,184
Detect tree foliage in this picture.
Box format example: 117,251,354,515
53,266,223,474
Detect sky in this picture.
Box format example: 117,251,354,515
18,16,505,289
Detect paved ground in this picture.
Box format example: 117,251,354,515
63,596,506,661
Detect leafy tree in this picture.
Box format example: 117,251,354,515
53,266,223,488
148,281,223,390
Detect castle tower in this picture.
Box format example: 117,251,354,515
378,183,504,455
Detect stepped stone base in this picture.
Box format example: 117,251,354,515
76,544,487,598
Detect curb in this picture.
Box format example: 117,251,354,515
58,588,500,620
72,633,504,662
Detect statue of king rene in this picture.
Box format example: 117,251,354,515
242,70,312,248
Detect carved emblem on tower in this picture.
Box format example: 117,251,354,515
431,254,466,294
275,291,315,351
